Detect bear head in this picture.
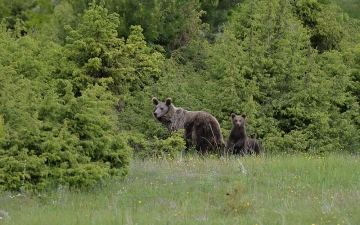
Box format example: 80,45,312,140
231,113,246,128
152,97,172,119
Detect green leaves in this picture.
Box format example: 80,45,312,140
63,4,164,95
0,77,132,190
195,0,359,153
1,0,360,190
0,15,132,191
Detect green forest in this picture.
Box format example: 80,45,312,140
0,0,360,191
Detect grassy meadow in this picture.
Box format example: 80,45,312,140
0,152,359,225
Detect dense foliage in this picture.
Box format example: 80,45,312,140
1,0,360,191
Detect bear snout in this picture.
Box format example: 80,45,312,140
153,112,158,117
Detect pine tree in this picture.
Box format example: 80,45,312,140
200,0,359,153
62,2,164,95
0,20,132,191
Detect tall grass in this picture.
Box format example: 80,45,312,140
0,153,359,224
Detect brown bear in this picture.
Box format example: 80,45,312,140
152,97,225,154
227,113,262,156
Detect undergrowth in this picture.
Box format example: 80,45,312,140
0,152,359,225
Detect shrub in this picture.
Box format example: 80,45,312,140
136,130,186,159
0,79,132,191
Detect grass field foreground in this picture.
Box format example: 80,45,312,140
0,153,359,225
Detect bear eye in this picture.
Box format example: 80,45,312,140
160,107,163,110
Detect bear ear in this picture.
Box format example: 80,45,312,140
241,114,246,118
165,98,172,106
231,113,236,118
152,97,159,105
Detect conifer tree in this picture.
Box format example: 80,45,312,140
62,2,164,96
201,0,359,152
0,20,132,191
292,0,348,52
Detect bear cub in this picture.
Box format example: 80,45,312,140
227,113,262,156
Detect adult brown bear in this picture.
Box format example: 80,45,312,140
227,113,262,156
152,97,225,154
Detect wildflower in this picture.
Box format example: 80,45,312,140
138,200,142,204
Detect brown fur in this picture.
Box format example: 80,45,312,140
152,97,225,154
227,113,262,156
